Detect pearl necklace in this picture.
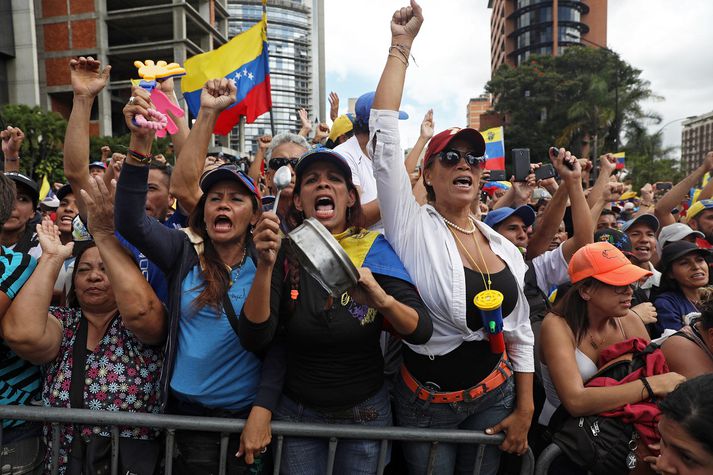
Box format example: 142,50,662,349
440,214,477,234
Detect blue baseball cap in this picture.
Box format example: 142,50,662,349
484,205,536,230
621,213,659,233
89,161,107,169
294,148,353,194
355,92,409,124
199,163,260,199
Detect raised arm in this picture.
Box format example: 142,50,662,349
114,87,185,273
328,91,340,122
297,108,312,138
83,177,166,345
248,135,272,185
63,57,111,221
2,221,68,364
586,154,617,209
169,78,237,215
1,127,25,173
559,155,593,262
404,109,433,182
655,152,713,227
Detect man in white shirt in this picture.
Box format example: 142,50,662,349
334,91,408,232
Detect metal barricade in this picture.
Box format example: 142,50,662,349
534,443,563,475
0,405,534,475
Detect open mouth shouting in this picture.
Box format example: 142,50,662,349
314,195,336,220
453,175,473,191
213,214,234,233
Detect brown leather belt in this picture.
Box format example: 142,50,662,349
400,353,512,404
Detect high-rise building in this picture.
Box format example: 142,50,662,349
227,0,325,154
488,0,608,75
4,0,229,137
681,111,713,175
467,94,492,131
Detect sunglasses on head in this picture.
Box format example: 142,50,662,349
438,150,485,168
269,157,299,170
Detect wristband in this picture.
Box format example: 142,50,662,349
127,148,153,164
640,376,655,401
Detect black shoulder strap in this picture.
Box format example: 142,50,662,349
69,316,89,409
222,293,241,337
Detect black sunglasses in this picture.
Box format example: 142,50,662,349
438,150,485,168
269,157,299,170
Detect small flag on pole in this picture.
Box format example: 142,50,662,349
482,126,505,170
613,151,625,170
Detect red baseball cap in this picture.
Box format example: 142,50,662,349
569,242,652,285
423,128,486,169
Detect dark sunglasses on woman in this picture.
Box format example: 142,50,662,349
269,157,299,170
438,150,485,168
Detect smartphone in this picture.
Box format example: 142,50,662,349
488,169,507,182
535,163,556,181
657,182,673,191
512,149,531,182
480,191,489,203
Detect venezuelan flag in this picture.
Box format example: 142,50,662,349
613,151,625,170
334,228,412,284
482,126,505,170
183,16,271,135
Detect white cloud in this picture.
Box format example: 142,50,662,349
324,0,713,155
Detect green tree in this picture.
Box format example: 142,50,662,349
0,104,67,182
485,46,658,161
621,121,683,190
89,135,175,164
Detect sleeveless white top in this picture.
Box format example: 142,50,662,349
539,348,598,426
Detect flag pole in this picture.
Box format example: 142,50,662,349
264,0,276,136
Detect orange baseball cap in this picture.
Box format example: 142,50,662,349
568,242,652,285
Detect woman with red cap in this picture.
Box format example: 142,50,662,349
368,2,536,472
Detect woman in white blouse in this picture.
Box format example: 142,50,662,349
368,2,535,473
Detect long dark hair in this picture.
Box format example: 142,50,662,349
187,191,259,310
551,277,605,345
659,374,713,455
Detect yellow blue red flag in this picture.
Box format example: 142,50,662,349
482,126,505,170
613,151,625,170
183,16,271,135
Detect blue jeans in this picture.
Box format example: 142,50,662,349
274,385,392,475
393,372,515,475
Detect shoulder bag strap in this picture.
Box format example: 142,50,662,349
69,316,89,409
222,293,241,338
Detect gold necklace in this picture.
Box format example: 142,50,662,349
450,228,492,291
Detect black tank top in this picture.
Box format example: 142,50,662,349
403,266,519,391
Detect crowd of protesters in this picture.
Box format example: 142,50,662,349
2,1,713,474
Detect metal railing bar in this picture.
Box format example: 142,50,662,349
51,423,60,475
326,437,337,474
534,443,562,475
426,441,438,474
520,447,536,475
473,443,486,475
165,429,175,475
0,424,3,467
0,406,507,444
218,432,229,475
273,435,283,475
376,438,388,475
111,426,120,475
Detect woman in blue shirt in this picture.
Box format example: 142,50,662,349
115,79,276,472
654,241,711,335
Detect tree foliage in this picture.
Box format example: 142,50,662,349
0,104,67,182
485,46,660,162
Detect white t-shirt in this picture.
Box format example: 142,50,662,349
334,135,383,233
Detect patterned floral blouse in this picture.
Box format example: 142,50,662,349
42,307,163,474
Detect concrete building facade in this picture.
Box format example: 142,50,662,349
681,111,713,175
227,0,324,154
4,0,229,137
488,0,608,75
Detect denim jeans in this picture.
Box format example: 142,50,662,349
393,372,515,475
274,384,392,475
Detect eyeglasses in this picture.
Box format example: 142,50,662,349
269,157,299,170
438,150,485,168
608,284,633,295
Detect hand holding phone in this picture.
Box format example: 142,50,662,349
512,149,531,181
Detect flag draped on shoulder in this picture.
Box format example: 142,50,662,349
183,16,271,135
481,126,505,170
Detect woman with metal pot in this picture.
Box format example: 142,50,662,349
366,2,534,473
240,147,432,474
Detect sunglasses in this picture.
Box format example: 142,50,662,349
608,284,633,295
438,150,485,168
269,157,299,170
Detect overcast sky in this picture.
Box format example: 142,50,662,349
323,0,713,155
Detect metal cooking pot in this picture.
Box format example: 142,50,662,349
288,218,359,297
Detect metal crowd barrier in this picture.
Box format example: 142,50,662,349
0,405,535,475
533,443,563,475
